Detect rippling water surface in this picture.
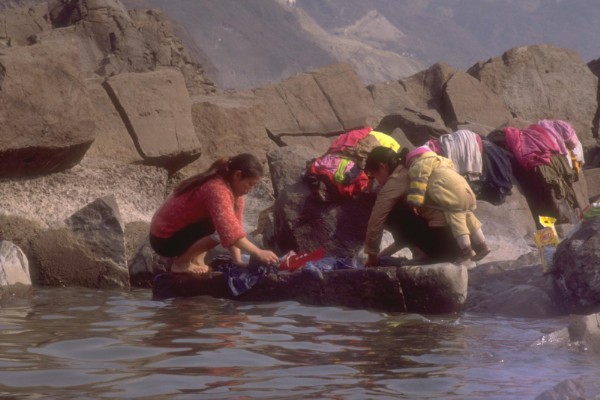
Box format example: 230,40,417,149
0,287,598,399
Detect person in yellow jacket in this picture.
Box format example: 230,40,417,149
405,146,490,263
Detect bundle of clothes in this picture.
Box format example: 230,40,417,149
426,129,514,205
304,127,400,201
426,120,585,226
501,119,585,226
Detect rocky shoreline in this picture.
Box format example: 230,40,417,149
1,3,600,395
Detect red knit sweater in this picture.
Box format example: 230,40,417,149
150,176,245,248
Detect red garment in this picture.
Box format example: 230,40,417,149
328,127,372,154
309,159,369,197
150,176,245,248
504,125,560,171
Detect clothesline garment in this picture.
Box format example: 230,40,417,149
504,124,561,171
439,129,483,178
536,119,585,169
479,137,514,205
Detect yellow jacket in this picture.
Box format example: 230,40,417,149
406,152,455,206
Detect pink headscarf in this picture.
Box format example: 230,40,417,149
405,145,432,167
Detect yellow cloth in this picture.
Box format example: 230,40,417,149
369,131,400,152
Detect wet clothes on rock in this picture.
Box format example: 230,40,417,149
504,125,561,171
478,137,514,205
306,127,400,200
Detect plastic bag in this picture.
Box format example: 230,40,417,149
534,216,559,273
278,247,326,272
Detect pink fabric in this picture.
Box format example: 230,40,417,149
328,127,372,154
150,176,245,248
310,155,369,197
504,125,561,171
426,139,442,154
537,119,579,153
405,145,432,167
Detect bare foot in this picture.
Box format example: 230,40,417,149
171,261,210,274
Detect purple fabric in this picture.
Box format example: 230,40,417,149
537,119,580,152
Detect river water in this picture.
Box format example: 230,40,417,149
0,287,598,399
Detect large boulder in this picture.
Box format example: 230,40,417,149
152,263,467,314
474,188,538,264
31,196,129,288
46,0,215,94
254,63,375,143
0,39,96,177
0,3,50,46
466,253,563,318
273,181,375,257
551,216,600,313
83,79,142,164
374,108,450,146
186,90,277,173
468,44,598,146
583,167,600,201
103,68,201,171
266,145,318,198
0,161,168,225
441,70,512,129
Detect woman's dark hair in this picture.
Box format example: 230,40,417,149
364,146,408,174
173,153,263,196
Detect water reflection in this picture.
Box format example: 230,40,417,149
0,287,596,399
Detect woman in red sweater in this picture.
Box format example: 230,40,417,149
150,153,279,274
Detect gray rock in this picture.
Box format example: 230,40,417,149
468,44,598,147
466,253,563,318
104,68,201,171
551,216,600,313
32,196,130,289
152,263,466,314
83,79,142,165
397,263,468,314
583,168,600,201
0,3,49,47
442,70,512,129
273,181,375,257
0,240,31,287
0,40,96,177
186,90,277,173
267,144,318,198
255,63,374,138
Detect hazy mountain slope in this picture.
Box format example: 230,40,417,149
124,0,423,89
299,0,600,69
125,0,338,89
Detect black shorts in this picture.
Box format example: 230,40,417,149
149,219,215,258
385,201,460,261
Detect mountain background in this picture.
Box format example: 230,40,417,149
117,0,600,90
3,0,599,90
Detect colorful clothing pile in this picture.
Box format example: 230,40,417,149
306,127,400,200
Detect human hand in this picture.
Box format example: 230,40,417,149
256,249,280,265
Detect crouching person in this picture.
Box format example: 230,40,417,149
149,153,279,274
405,146,491,264
363,146,462,267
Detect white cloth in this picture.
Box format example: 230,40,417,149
440,130,482,177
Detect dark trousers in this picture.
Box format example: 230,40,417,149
385,201,460,262
149,220,215,258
